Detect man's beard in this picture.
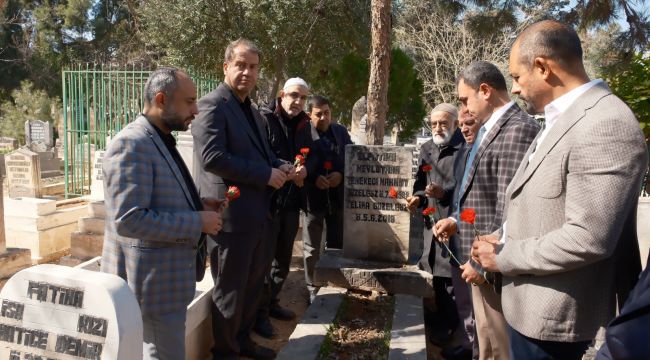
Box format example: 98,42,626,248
162,108,192,131
432,129,452,146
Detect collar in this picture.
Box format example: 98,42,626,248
544,79,602,129
483,100,515,134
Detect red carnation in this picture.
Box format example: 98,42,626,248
422,164,433,172
294,154,305,166
422,207,436,216
388,186,398,199
460,208,476,224
323,161,333,170
226,186,240,201
300,147,310,157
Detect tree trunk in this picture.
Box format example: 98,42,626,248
366,0,391,145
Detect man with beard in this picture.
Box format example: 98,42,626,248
435,61,540,360
192,39,293,360
406,103,465,350
102,67,224,359
472,21,647,359
254,77,310,338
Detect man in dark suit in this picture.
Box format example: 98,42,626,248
102,67,224,359
296,95,353,303
472,21,647,360
192,39,293,360
406,103,465,348
435,61,540,360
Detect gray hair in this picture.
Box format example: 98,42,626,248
515,20,583,68
144,67,180,105
457,61,507,92
224,38,262,64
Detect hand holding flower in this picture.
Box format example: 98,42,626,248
471,239,499,272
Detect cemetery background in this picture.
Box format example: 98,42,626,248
0,0,648,359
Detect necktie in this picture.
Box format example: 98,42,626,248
459,126,486,198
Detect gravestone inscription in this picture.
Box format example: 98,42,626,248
89,151,105,200
0,264,143,360
25,121,53,153
343,145,413,263
5,148,41,198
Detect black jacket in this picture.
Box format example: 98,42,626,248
295,121,353,213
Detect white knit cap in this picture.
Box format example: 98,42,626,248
283,77,309,91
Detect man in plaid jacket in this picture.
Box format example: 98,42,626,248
102,68,223,359
435,61,540,359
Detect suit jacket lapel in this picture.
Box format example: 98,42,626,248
223,95,269,160
252,105,273,159
136,116,197,211
460,104,519,197
510,83,612,195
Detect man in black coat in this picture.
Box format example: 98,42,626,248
191,38,293,360
254,77,310,338
296,95,353,303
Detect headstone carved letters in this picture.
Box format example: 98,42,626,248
0,264,143,359
343,145,413,263
24,121,53,153
4,148,41,198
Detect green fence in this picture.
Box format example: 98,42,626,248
62,64,219,197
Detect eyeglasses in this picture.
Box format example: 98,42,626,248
287,92,308,101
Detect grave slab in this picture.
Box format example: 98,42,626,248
78,217,105,234
389,294,427,360
3,197,57,217
276,286,346,360
5,205,88,231
0,249,32,279
314,249,434,297
88,200,106,218
70,232,104,260
0,264,143,359
5,222,78,263
5,148,42,198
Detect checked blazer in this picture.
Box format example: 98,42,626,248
494,82,648,342
449,104,540,264
101,115,203,315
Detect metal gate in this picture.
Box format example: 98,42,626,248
62,64,219,197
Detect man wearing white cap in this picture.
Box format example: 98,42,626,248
254,77,310,338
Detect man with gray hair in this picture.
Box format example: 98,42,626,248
254,77,310,338
406,103,465,351
192,39,293,359
101,67,224,359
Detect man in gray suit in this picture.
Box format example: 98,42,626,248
102,67,224,359
472,20,648,359
435,61,540,360
192,38,293,360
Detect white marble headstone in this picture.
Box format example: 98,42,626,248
343,145,413,263
0,264,142,360
89,151,106,200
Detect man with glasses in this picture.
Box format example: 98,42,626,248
254,78,310,338
406,103,466,355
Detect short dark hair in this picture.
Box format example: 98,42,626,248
224,38,262,63
307,95,331,112
144,67,180,105
515,20,583,68
457,61,507,92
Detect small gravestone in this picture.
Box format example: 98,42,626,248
5,148,41,198
0,137,19,152
0,264,143,359
24,121,53,153
90,151,105,200
351,97,367,145
343,145,413,263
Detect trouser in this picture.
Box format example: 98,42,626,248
209,221,272,359
450,265,479,359
507,325,589,360
472,282,510,360
258,208,300,317
142,310,186,360
302,209,343,287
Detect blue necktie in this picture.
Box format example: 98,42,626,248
458,126,486,203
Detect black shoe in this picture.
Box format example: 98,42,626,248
240,339,276,360
269,303,295,320
253,316,275,339
441,345,472,360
